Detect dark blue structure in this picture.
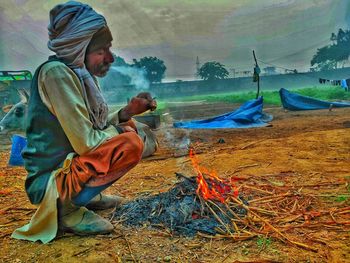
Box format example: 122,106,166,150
173,97,272,129
279,88,350,111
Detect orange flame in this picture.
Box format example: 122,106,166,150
189,148,238,203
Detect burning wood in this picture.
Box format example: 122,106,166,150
189,148,239,203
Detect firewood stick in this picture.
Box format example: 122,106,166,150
120,232,136,263
291,182,345,188
235,163,260,170
250,196,285,204
197,196,206,216
305,235,331,246
240,139,265,150
175,172,196,182
277,214,303,224
197,232,228,239
207,199,231,219
249,192,293,202
284,199,298,210
249,206,278,216
230,219,240,233
224,203,247,223
291,199,298,213
307,194,350,197
238,163,260,169
329,212,338,223
231,197,318,252
244,181,345,189
211,201,242,234
197,232,256,241
281,221,350,230
242,185,274,195
214,227,227,235
241,228,256,236
333,206,350,214
204,202,234,237
224,203,258,235
227,235,257,241
335,210,350,215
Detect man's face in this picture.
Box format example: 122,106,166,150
85,44,114,77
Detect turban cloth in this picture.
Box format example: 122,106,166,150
48,1,112,129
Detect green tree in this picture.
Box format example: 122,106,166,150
112,54,130,67
132,56,166,83
311,28,350,71
311,46,337,71
198,61,229,80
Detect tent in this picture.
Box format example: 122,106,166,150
173,97,273,129
279,88,350,111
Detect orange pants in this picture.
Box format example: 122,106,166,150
56,132,143,202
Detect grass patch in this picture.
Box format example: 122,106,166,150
169,86,350,106
335,195,348,202
108,86,350,113
297,86,350,101
257,236,272,249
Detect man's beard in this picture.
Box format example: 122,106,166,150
94,63,111,77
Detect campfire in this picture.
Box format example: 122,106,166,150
114,148,247,236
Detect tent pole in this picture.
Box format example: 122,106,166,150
253,50,260,99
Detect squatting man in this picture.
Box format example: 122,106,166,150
12,1,158,243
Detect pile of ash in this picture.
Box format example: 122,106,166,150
114,173,248,236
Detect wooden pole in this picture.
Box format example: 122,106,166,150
253,50,260,99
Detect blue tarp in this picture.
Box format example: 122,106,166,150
173,97,273,129
279,88,350,111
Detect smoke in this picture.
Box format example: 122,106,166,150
164,128,191,150
110,66,149,90
179,136,191,150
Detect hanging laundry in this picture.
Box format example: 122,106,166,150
319,78,327,84
342,79,349,91
318,77,346,88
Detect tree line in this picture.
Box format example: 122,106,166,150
311,28,350,71
112,28,350,84
111,54,229,83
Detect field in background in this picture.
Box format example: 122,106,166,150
104,86,350,129
178,86,350,106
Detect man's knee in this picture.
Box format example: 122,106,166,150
121,132,144,163
133,121,158,158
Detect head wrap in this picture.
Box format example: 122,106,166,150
48,1,111,129
86,26,113,54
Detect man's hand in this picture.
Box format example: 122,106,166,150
115,123,136,133
119,92,157,122
135,92,157,111
114,119,137,133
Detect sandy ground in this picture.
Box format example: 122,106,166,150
1,103,350,263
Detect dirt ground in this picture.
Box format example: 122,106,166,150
1,102,350,263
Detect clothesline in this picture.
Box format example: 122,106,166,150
318,78,349,91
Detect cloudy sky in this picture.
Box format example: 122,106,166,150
0,0,349,80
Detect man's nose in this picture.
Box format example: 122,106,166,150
105,51,114,63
